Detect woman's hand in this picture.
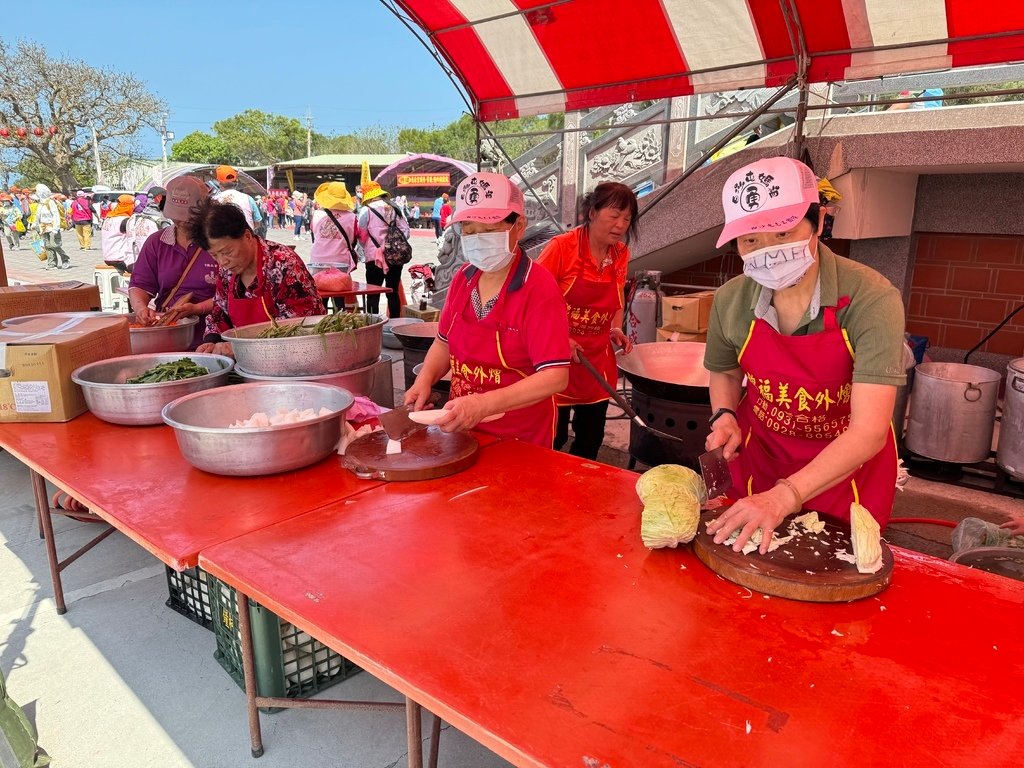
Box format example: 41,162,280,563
999,518,1024,536
196,342,234,357
569,339,583,363
705,412,743,460
610,328,632,354
438,393,493,432
403,379,436,411
705,484,798,554
133,304,157,325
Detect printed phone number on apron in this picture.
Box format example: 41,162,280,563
748,375,852,439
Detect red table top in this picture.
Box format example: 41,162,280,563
0,414,383,569
318,282,392,299
201,440,1024,767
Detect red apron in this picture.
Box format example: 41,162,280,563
227,240,275,328
443,254,558,447
558,229,622,406
729,296,897,525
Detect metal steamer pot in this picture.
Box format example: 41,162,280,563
996,358,1024,479
905,362,1001,464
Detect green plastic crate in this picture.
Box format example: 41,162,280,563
165,566,214,630
207,574,360,711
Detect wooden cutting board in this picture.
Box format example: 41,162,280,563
343,427,479,481
692,510,893,602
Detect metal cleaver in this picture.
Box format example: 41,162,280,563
378,405,428,442
698,446,733,499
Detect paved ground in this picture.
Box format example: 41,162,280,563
2,225,1023,766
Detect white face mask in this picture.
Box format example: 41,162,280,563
461,229,517,273
742,238,816,291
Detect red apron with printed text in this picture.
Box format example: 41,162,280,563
227,240,276,328
558,229,622,405
728,297,897,525
443,255,558,447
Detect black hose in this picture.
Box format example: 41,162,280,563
964,302,1024,363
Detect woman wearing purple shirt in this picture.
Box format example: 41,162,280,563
128,175,219,350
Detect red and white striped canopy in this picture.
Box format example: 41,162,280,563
396,0,1024,121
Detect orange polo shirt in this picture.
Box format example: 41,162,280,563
535,227,629,297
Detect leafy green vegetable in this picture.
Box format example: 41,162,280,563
636,464,707,549
125,358,209,384
256,312,374,339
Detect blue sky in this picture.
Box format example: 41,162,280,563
7,1,468,158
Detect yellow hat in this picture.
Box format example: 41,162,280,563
360,181,388,204
314,180,354,212
360,160,371,189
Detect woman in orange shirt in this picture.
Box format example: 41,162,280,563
536,182,638,459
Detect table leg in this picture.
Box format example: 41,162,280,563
405,697,423,768
428,713,441,768
31,470,66,615
237,593,265,758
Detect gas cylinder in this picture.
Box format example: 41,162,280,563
626,270,661,345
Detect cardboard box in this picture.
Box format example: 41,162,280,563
656,327,708,344
401,304,441,322
0,281,102,323
0,315,130,422
661,290,716,333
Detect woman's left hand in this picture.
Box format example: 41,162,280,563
610,328,632,354
438,393,492,433
999,518,1024,536
197,341,234,358
705,485,797,554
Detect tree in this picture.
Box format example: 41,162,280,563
315,125,400,156
211,110,307,165
170,131,238,164
0,39,165,192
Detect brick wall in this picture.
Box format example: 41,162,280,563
906,233,1024,355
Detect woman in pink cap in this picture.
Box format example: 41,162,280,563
702,156,907,554
404,172,572,447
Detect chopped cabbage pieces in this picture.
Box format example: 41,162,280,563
849,502,883,574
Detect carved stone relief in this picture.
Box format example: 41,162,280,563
588,127,663,181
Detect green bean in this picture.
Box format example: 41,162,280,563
125,358,209,384
255,312,373,339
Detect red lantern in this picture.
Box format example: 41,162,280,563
32,126,44,137
15,127,26,138
0,128,9,137
48,126,58,135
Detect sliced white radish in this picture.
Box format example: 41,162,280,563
385,438,403,455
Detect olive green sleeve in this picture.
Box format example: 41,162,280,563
843,283,907,386
703,278,750,373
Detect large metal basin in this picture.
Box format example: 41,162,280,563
392,321,438,352
222,314,384,377
617,342,710,402
161,382,353,476
383,317,424,349
234,355,386,399
71,353,234,426
127,313,198,354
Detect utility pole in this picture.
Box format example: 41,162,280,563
305,108,313,158
160,112,171,172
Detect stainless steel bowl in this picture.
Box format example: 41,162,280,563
234,355,384,398
71,353,234,426
161,382,353,476
126,313,198,354
222,314,385,376
382,317,424,349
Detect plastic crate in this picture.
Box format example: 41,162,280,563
207,574,360,711
165,566,214,630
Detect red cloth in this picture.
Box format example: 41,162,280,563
439,252,570,446
728,296,897,524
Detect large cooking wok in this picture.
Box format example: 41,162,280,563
617,342,711,402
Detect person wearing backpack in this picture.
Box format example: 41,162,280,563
310,181,359,273
70,191,95,249
357,180,411,318
33,184,71,270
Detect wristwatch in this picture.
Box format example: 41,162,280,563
708,407,737,426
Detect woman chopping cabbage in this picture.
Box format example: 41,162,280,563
404,172,571,446
188,198,322,356
703,157,906,554
536,182,636,459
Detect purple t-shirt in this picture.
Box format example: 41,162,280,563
129,226,219,349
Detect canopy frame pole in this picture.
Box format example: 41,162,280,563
637,76,798,218
476,119,566,234
781,0,812,160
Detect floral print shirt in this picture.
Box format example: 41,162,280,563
204,239,322,341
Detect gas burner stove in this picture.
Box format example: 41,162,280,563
904,451,1024,500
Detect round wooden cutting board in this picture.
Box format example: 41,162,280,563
342,427,480,481
692,510,894,602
